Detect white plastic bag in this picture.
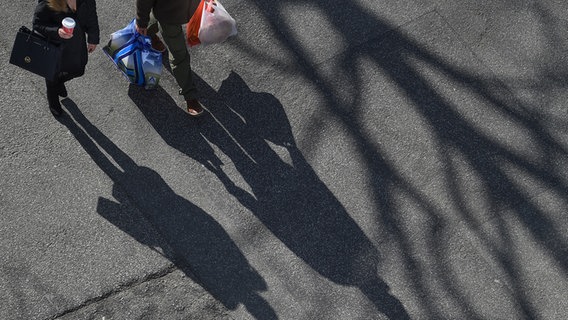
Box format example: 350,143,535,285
198,0,237,45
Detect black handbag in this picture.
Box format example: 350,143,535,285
9,26,62,81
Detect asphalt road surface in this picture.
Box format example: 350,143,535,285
1,0,567,319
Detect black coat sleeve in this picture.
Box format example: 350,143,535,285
84,0,100,44
32,1,61,40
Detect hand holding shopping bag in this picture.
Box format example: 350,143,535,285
187,0,237,47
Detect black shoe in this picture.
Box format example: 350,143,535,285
47,89,63,117
58,83,68,98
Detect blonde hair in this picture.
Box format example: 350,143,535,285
47,0,69,13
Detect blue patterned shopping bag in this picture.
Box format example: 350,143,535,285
103,19,162,89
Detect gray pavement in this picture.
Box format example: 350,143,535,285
1,0,567,319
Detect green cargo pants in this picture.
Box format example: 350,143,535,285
148,13,198,100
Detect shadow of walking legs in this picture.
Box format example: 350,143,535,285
196,72,412,319
58,98,277,319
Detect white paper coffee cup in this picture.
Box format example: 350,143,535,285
62,17,76,34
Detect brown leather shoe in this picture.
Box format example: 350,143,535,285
151,35,166,53
186,99,204,116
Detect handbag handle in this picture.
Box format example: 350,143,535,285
20,25,57,49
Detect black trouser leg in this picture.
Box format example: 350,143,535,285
57,72,73,98
46,78,62,116
58,71,80,84
57,70,84,97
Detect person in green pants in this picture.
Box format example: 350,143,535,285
135,0,204,116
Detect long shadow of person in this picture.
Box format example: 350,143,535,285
58,98,277,319
127,84,238,188
193,72,411,319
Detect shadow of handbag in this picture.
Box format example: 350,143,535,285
9,26,62,81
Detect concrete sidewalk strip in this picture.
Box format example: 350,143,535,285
56,269,231,320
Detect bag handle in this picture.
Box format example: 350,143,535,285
20,25,57,49
112,33,147,86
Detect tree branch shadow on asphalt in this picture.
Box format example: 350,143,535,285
58,98,277,320
127,71,412,319
53,1,567,318
232,0,568,318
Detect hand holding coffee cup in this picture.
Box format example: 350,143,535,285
59,17,75,38
62,17,75,33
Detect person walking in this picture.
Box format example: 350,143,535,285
33,0,100,117
135,0,204,116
